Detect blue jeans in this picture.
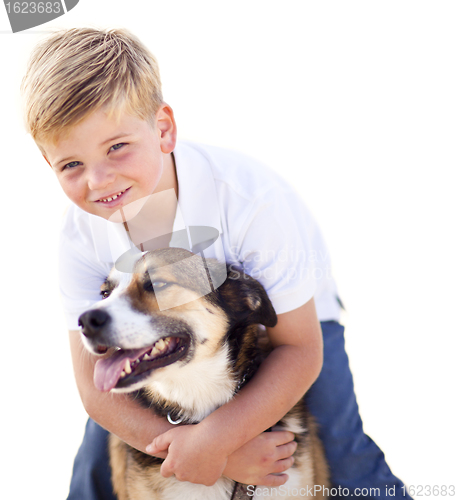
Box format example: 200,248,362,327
67,321,411,499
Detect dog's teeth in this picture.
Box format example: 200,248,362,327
124,359,132,374
156,339,166,351
120,371,126,378
151,346,159,355
143,353,151,361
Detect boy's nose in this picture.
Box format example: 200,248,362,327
86,162,116,191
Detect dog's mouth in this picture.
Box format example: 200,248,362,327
94,335,190,392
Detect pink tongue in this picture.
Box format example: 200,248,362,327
94,347,148,392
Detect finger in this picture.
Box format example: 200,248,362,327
269,430,296,445
160,458,175,478
145,433,171,455
273,456,294,474
259,473,289,488
276,440,298,460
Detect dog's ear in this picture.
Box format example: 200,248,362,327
223,266,278,327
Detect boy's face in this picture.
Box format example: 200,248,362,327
40,106,177,220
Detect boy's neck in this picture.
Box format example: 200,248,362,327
123,151,179,251
156,151,179,200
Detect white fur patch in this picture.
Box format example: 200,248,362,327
280,415,308,435
161,476,234,500
145,344,236,421
252,467,313,498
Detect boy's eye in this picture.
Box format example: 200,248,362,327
110,143,125,152
63,161,81,170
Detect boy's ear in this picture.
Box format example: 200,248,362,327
156,104,177,154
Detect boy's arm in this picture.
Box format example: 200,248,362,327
148,298,323,485
69,330,297,486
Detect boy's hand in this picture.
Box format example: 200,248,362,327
146,424,228,486
224,430,297,486
146,426,297,486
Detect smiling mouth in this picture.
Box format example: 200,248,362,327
93,335,190,392
97,188,129,203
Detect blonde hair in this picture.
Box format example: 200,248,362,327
21,27,163,142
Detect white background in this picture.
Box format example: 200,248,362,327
1,1,456,498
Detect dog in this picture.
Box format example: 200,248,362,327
78,248,329,499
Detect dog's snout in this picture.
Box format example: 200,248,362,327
78,309,111,338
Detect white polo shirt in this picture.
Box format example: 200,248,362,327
59,141,341,330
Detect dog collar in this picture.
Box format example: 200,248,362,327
230,482,251,500
167,413,184,425
165,365,255,426
235,358,259,394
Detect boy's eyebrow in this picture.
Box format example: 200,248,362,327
54,155,74,167
100,133,130,146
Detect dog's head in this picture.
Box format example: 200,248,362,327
78,248,277,394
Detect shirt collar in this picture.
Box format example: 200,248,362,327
173,141,223,234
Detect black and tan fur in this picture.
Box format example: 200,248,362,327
78,248,329,499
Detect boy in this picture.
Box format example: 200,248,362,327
22,27,410,499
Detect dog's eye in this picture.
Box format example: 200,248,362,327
101,290,111,299
144,281,168,292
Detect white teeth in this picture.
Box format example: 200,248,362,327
99,190,126,203
116,338,175,384
122,339,171,375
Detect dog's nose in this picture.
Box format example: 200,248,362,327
78,309,111,338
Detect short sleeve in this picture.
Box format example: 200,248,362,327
232,186,317,315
